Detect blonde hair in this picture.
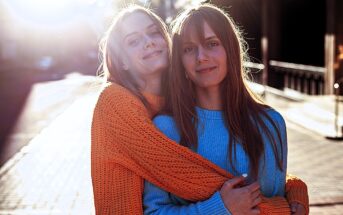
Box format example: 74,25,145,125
98,4,171,107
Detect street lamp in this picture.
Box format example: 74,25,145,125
326,79,343,140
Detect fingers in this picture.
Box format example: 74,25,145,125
246,183,261,208
251,188,261,207
234,181,260,198
251,188,261,200
246,181,260,192
251,195,262,208
223,176,245,189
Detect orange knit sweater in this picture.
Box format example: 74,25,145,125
91,83,309,215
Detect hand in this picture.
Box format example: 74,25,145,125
290,202,306,215
219,176,261,215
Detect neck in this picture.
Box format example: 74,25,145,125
141,73,161,95
195,86,222,110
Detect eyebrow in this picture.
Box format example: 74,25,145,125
204,36,218,41
123,24,157,40
182,35,219,44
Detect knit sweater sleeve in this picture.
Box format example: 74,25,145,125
91,84,308,214
143,115,231,215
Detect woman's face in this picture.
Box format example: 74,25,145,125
120,12,168,80
181,21,227,91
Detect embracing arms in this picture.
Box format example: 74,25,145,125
91,84,308,214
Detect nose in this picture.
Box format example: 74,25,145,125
144,35,155,49
196,46,208,63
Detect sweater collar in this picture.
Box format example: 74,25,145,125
195,106,223,120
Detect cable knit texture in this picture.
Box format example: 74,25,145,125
91,83,309,215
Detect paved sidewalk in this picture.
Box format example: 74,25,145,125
0,91,97,215
0,73,98,166
0,79,342,214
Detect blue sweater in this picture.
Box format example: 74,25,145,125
143,107,287,215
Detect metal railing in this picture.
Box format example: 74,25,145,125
269,60,326,95
245,60,326,95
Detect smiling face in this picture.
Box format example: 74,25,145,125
119,12,168,81
181,21,227,91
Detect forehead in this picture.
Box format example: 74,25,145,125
120,12,155,37
182,21,217,43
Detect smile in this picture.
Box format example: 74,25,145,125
143,50,163,59
196,66,217,73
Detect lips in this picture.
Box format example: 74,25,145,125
143,50,163,59
196,66,217,73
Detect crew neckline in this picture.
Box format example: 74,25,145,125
195,106,223,120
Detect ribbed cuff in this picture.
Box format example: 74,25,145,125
285,176,309,215
259,196,291,214
198,191,231,215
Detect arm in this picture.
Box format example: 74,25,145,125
267,110,309,213
144,181,230,215
258,109,288,198
258,110,308,214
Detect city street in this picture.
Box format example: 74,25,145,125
0,75,342,214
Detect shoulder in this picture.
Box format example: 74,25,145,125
265,108,285,122
263,108,286,130
95,83,147,114
99,83,141,105
153,115,181,142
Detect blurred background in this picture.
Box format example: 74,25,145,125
0,0,342,214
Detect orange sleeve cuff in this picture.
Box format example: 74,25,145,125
285,174,309,215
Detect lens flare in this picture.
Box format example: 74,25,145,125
3,0,83,28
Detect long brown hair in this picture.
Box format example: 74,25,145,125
163,4,284,179
99,5,171,108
